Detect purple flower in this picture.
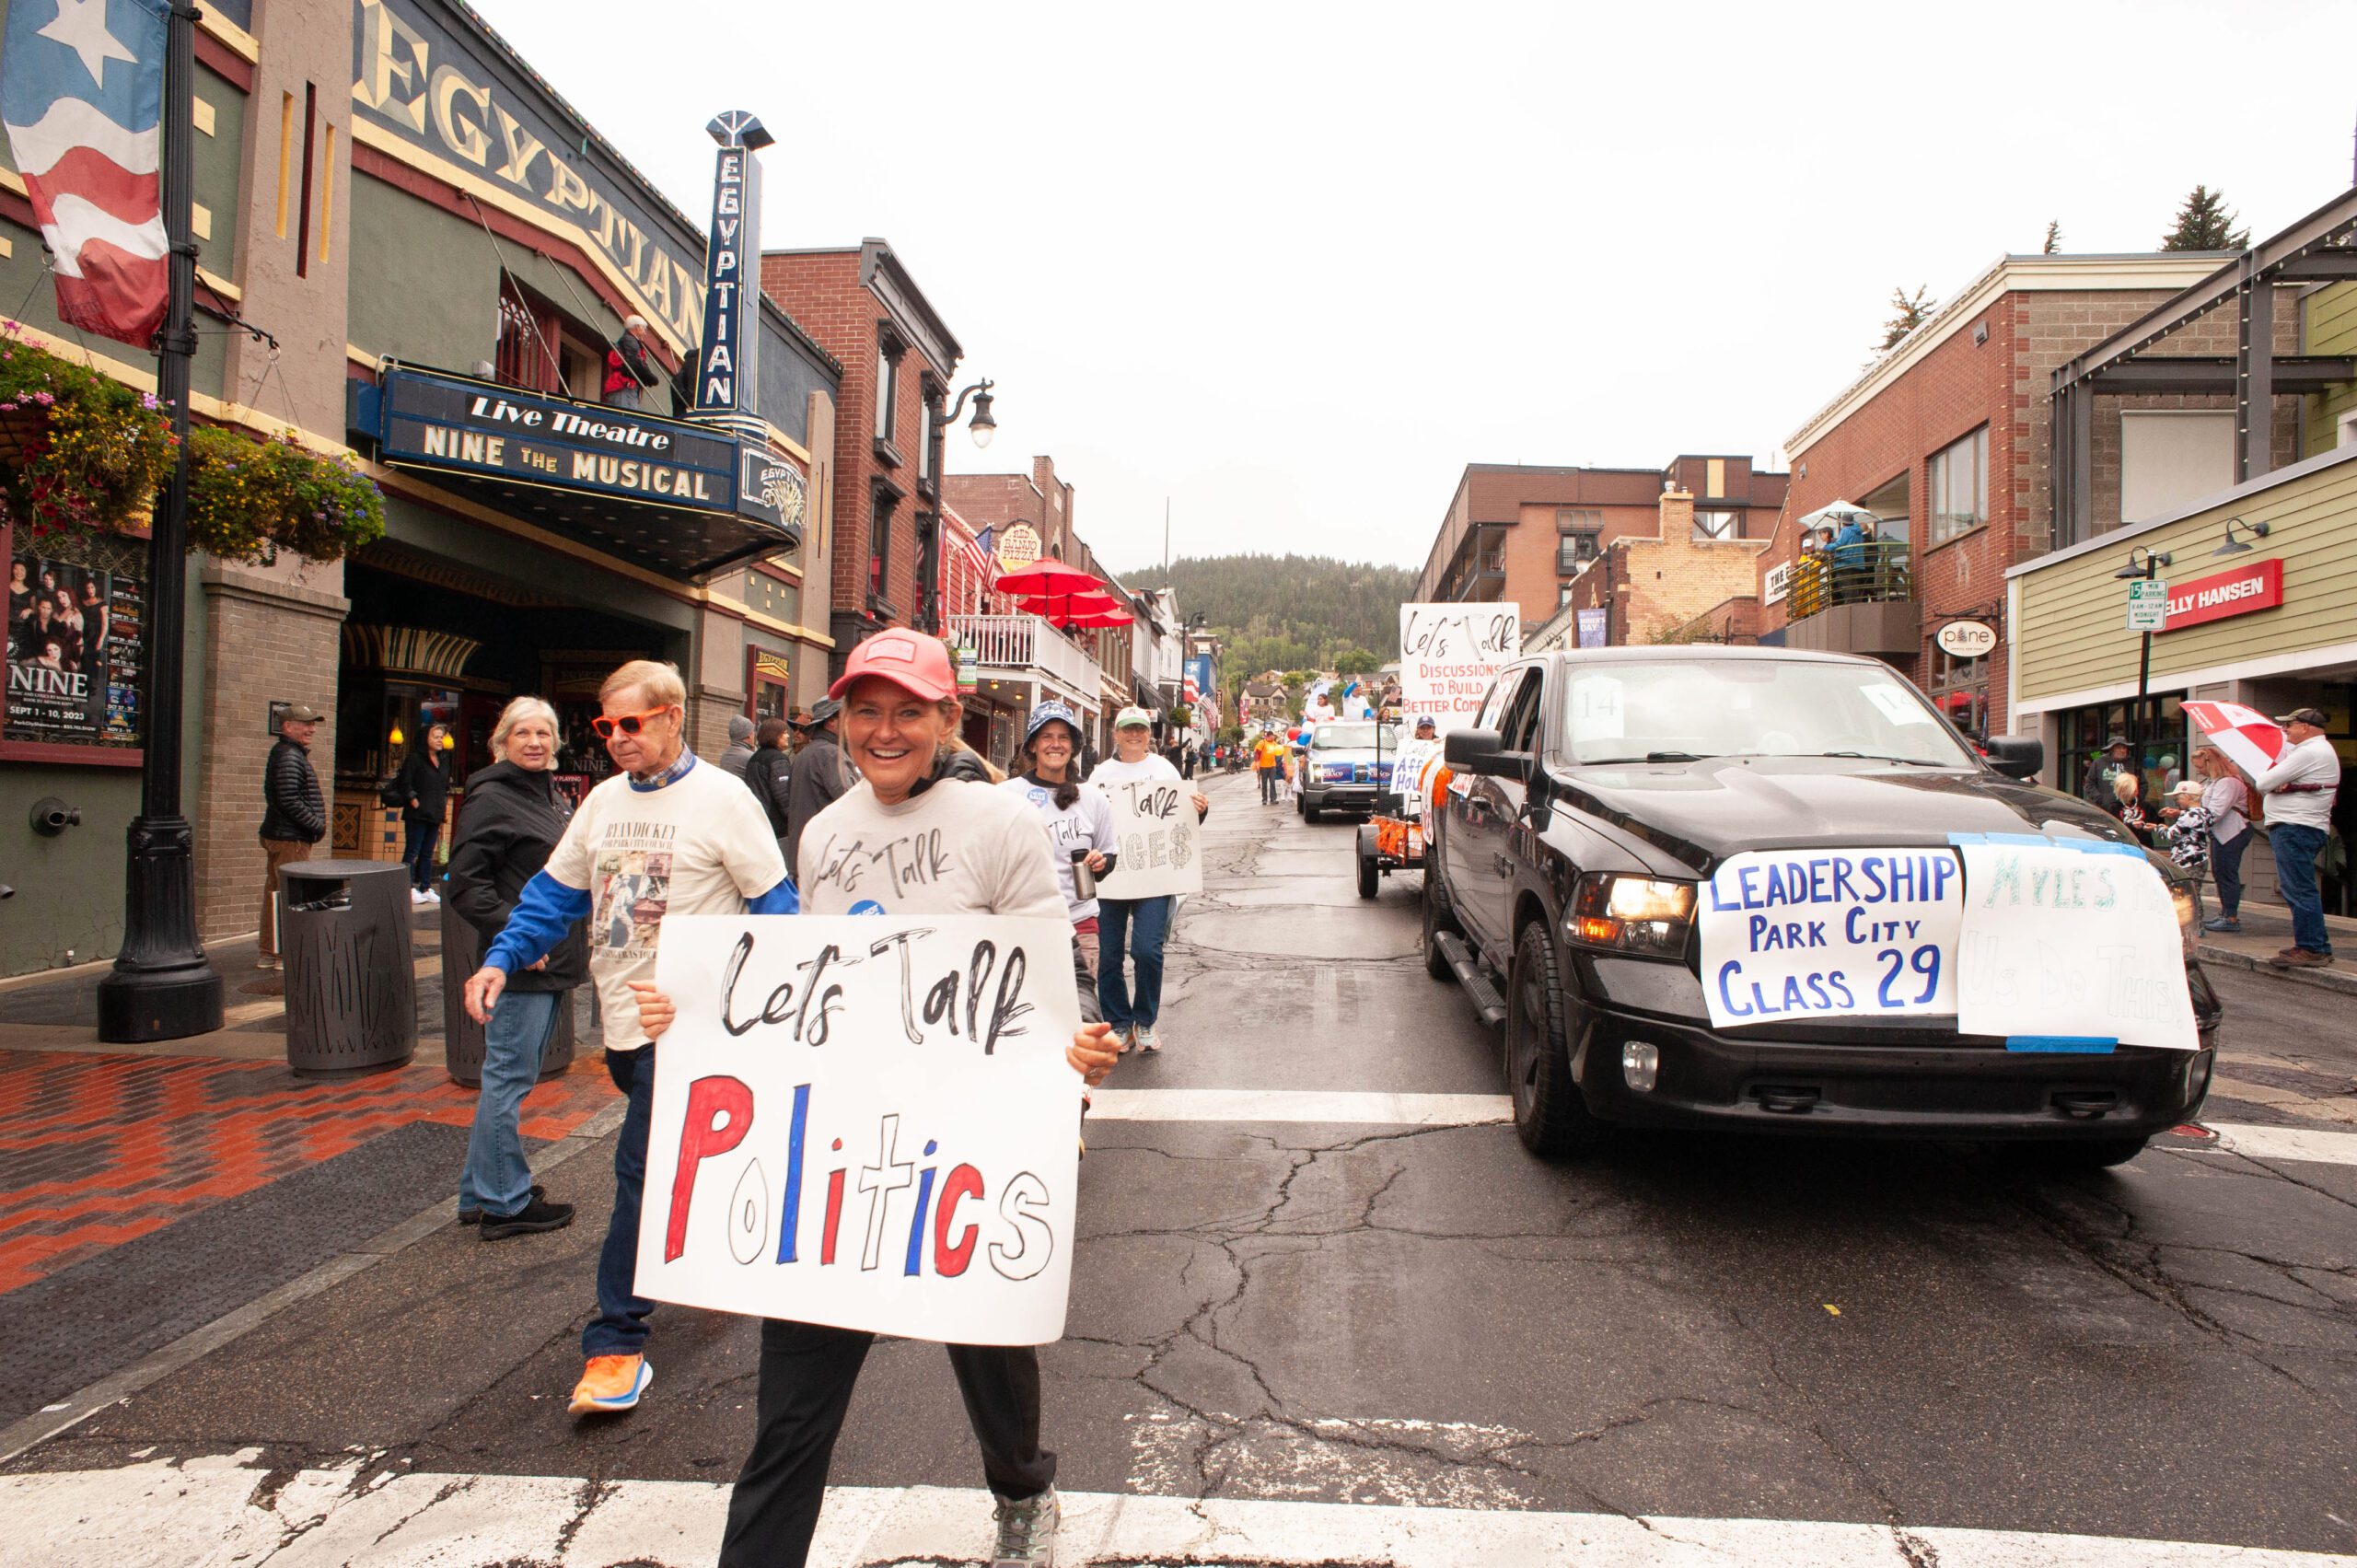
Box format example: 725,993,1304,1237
31,391,53,406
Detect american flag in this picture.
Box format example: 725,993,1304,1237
3,0,171,347
960,524,993,586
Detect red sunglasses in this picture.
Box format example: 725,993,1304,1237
590,705,675,739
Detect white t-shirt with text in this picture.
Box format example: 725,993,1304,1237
998,774,1119,922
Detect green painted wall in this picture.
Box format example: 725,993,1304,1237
191,75,243,280
0,766,140,973
2305,283,2357,457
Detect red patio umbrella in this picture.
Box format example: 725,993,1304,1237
1019,590,1122,625
994,560,1101,598
1061,608,1134,628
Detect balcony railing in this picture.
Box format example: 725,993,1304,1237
947,613,1103,701
1787,542,1911,620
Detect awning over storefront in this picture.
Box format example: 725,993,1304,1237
351,364,807,581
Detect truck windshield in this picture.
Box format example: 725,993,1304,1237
1562,659,1976,768
1313,724,1380,749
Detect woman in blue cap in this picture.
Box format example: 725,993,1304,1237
1003,699,1120,977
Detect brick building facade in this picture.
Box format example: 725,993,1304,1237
1564,488,1771,647
1415,458,1787,630
1763,253,2291,738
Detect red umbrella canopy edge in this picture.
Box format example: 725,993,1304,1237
994,560,1103,598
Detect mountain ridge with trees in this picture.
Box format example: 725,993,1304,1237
1124,552,1419,683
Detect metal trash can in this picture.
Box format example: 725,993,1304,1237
439,897,576,1088
279,858,416,1077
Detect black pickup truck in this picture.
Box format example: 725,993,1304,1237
1422,646,2220,1166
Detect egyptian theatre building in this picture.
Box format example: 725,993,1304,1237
0,0,839,976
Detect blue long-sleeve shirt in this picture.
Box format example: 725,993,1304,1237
483,870,798,975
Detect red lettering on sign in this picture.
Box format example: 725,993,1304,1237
2162,558,2282,633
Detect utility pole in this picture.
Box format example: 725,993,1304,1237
97,0,222,1041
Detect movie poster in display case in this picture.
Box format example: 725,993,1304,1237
5,529,145,754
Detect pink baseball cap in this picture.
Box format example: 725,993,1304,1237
828,631,958,703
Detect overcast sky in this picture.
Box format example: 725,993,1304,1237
473,0,2355,576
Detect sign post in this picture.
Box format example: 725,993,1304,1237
2124,579,2168,632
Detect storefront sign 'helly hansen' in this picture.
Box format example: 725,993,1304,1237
2161,559,2283,633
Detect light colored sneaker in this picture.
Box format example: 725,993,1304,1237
569,1353,651,1415
422,887,440,903
409,889,428,906
1135,1024,1162,1054
991,1486,1058,1566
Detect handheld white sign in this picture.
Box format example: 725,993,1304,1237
1699,849,1964,1028
1093,778,1202,900
636,914,1084,1346
1399,602,1520,733
1953,840,2199,1051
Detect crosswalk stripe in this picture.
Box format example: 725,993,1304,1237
1084,1091,2357,1167
5,1463,2350,1566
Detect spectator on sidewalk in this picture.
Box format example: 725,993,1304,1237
445,697,584,1242
396,723,452,905
742,717,795,858
461,659,795,1420
713,713,757,779
2250,706,2342,969
256,705,326,970
2113,770,2154,845
2081,735,2135,812
2182,746,2251,933
784,697,854,874
2163,780,2213,882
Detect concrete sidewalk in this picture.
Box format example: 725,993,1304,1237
2194,903,2357,996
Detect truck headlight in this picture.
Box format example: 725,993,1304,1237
1568,874,1697,958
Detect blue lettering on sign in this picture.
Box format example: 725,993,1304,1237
1710,852,1956,912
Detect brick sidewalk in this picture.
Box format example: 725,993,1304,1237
0,1049,617,1296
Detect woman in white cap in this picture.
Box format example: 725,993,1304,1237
1090,706,1210,1053
1004,699,1120,977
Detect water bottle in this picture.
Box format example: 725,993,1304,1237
1070,848,1097,900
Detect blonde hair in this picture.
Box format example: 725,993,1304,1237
941,725,1004,783
599,658,686,710
2112,769,2142,804
490,696,561,767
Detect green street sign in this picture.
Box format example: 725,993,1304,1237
2126,578,2168,632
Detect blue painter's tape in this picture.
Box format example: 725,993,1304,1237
1985,832,2058,847
1946,831,1987,845
2069,840,2146,858
2006,1036,2119,1053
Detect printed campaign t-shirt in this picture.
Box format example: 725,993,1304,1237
998,775,1119,923
544,756,786,1050
798,777,1066,923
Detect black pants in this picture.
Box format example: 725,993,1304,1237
1259,766,1276,803
719,1320,1054,1566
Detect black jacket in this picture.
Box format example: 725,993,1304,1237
784,732,856,879
260,737,325,843
744,746,793,837
938,748,993,784
444,761,588,991
398,749,451,824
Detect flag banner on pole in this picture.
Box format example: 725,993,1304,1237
2182,700,2286,778
2,0,170,347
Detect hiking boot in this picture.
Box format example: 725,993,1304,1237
990,1486,1059,1567
1134,1024,1162,1054
2201,916,2241,934
569,1353,651,1415
481,1193,574,1239
2279,948,2335,969
461,1183,547,1227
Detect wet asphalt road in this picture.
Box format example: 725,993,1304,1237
8,769,2356,1559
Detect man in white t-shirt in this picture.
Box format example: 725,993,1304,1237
2250,705,2343,969
463,659,795,1417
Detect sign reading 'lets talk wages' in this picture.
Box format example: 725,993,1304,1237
1093,780,1202,900
637,915,1084,1346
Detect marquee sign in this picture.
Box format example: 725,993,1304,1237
2160,558,2283,633
692,111,771,431
366,366,805,541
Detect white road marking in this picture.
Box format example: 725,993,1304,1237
2202,1121,2357,1167
1126,1410,1538,1510
3,1460,2352,1566
1087,1088,1512,1125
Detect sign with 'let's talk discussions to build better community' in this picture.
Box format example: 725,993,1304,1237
1092,779,1202,900
635,915,1085,1346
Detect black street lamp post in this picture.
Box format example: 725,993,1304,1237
2111,546,2172,779
919,378,995,635
96,1,223,1042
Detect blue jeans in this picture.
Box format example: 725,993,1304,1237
458,989,561,1218
584,1042,658,1358
1097,895,1173,1033
2210,827,2249,918
2269,823,2332,956
401,818,438,890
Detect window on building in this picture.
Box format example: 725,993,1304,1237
2120,411,2233,525
1558,583,1575,608
869,490,895,606
1928,426,1989,544
494,280,552,391
1693,509,1739,540
873,339,900,444
917,387,940,491
1927,645,1990,741
1556,533,1599,574
1556,507,1601,534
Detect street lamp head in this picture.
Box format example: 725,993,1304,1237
968,381,996,448
2213,517,2270,557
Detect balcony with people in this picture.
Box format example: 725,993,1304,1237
1782,484,1918,657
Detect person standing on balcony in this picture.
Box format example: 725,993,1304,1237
1829,517,1866,605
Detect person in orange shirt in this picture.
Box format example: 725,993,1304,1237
1252,734,1284,806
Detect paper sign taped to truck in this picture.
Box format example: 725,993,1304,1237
1700,849,1964,1028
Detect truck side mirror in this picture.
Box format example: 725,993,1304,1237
1983,735,2043,781
1446,728,1502,770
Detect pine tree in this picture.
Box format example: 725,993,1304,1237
2042,219,2061,255
2161,186,2249,251
1876,285,1933,353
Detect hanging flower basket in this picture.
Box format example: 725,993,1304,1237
0,319,175,542
184,426,386,565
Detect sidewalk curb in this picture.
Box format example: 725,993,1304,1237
2195,942,2357,997
0,1097,630,1468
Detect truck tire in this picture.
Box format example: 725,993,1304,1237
1356,828,1380,900
1505,921,1610,1157
1422,877,1457,980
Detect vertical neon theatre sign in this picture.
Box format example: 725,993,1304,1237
692,110,772,438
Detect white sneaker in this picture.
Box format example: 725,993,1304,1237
409,889,428,906
1135,1025,1162,1054
423,888,440,903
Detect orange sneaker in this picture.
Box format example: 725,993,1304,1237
568,1353,651,1415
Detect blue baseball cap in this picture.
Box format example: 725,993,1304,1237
1025,699,1084,742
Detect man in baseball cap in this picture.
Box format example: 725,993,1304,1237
2253,705,2343,968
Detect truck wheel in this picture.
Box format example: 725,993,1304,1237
1505,922,1610,1157
1356,843,1379,900
1422,878,1457,980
